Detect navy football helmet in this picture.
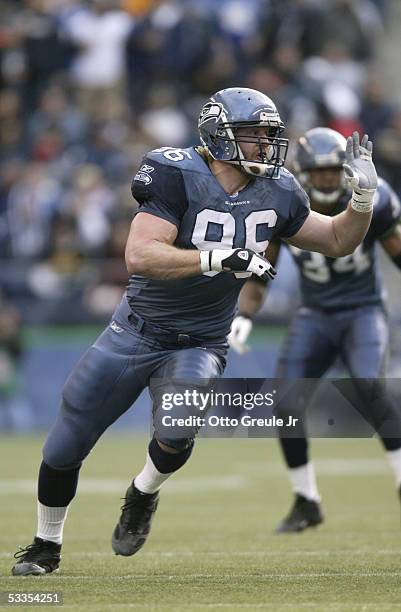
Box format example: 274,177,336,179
293,127,348,206
198,87,288,179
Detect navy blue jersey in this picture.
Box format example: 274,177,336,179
287,178,401,310
129,146,309,338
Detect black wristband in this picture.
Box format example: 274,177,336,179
392,252,401,270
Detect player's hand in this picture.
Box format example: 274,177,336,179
343,132,377,193
228,315,253,354
200,248,276,281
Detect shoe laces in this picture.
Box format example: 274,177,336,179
120,492,157,534
14,540,53,561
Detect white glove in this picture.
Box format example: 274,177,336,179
200,248,276,281
343,132,377,213
228,315,253,354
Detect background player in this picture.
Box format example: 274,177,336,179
229,127,401,532
12,91,377,575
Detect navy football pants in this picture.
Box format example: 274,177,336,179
43,296,226,470
276,305,401,468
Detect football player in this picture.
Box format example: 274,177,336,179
12,91,377,575
229,127,401,533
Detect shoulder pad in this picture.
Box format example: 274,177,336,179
145,146,207,172
275,168,303,192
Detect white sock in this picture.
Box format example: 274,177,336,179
37,502,69,545
134,453,174,494
386,447,401,487
288,462,321,502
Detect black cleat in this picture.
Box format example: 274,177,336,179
112,482,159,556
12,537,61,576
275,494,324,534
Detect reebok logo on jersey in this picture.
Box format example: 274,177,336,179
140,164,155,173
110,321,123,333
237,251,249,261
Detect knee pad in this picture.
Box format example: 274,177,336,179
150,437,194,473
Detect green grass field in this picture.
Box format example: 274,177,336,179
1,435,401,611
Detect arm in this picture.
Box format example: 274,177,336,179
286,206,371,257
287,132,377,258
380,224,401,268
125,212,201,280
228,242,281,353
125,212,277,281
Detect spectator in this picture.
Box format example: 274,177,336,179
374,108,401,198
321,0,383,61
64,0,132,116
126,0,214,113
27,85,88,148
360,73,395,139
19,0,77,110
0,89,24,159
6,162,61,258
62,164,116,255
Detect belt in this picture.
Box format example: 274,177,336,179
127,309,223,347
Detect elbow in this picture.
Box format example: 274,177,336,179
340,246,355,257
125,248,145,275
125,256,137,276
330,244,355,258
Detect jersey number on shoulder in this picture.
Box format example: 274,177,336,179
152,147,193,162
192,208,277,277
290,244,370,283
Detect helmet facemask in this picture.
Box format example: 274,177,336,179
298,168,348,208
198,101,288,179
229,124,288,179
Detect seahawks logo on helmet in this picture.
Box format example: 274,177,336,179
198,102,225,127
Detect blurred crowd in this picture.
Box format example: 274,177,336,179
0,0,400,327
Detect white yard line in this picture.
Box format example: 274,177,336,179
2,549,401,559
0,476,245,495
1,572,399,580
0,458,392,495
237,458,390,476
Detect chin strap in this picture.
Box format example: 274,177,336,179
309,187,344,205
230,143,268,177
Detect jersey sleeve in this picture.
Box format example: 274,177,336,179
280,180,310,238
131,157,188,228
370,179,401,239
